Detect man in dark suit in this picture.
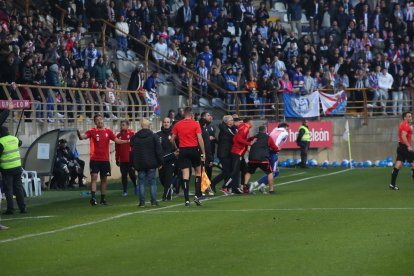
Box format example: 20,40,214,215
175,0,193,30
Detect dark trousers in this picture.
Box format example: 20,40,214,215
212,156,232,189
3,172,26,212
159,162,175,199
227,153,244,190
70,158,85,185
120,162,137,192
298,141,310,167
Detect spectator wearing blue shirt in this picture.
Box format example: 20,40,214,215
224,67,238,109
288,0,302,38
197,45,213,69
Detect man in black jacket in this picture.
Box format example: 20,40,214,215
200,112,216,179
244,126,279,193
157,117,176,201
211,115,234,192
131,119,163,207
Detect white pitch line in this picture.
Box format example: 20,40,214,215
0,169,352,244
0,196,224,244
275,169,351,186
277,172,306,179
1,216,55,222
143,207,414,214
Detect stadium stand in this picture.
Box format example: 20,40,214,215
1,0,414,125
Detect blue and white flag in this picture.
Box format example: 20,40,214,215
319,90,347,115
145,90,160,116
283,91,320,118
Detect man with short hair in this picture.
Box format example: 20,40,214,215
244,125,279,193
211,115,234,192
115,120,136,196
377,68,394,115
297,120,310,168
225,117,257,194
249,122,289,193
170,107,206,206
78,114,128,206
131,119,164,207
389,112,414,190
0,126,26,215
200,111,216,179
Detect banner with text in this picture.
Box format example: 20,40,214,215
0,100,31,109
267,121,333,148
283,91,320,118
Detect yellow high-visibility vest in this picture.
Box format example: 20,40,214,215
298,125,310,142
0,135,21,170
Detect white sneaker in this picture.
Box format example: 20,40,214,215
36,118,44,123
257,183,267,194
47,118,55,123
111,114,118,120
249,181,258,193
207,186,215,196
57,113,64,118
0,224,9,230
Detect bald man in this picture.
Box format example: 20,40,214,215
130,118,164,207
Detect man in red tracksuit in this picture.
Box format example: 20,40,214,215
115,120,137,196
225,117,257,194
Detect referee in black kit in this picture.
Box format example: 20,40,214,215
170,107,206,207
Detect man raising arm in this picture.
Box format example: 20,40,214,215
77,114,128,206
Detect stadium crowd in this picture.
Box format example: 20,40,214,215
50,0,414,115
0,0,412,120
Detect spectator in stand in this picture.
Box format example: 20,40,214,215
153,36,168,68
84,42,100,70
92,57,109,84
115,15,130,55
46,64,64,123
288,0,302,38
377,68,394,115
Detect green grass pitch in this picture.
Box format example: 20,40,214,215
1,167,414,275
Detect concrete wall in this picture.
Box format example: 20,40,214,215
14,116,400,182
250,117,399,162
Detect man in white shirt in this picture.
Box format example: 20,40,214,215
153,37,168,67
377,68,394,115
115,15,129,54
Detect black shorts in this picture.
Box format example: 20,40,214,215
396,144,414,163
247,162,272,175
90,160,111,177
178,147,201,169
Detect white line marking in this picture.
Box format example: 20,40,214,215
1,216,55,222
0,169,352,244
144,208,414,214
275,169,351,186
276,172,306,179
0,196,223,244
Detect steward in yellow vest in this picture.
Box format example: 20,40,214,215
0,126,26,215
296,120,310,169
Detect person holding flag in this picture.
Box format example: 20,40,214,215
170,107,206,206
389,112,414,190
249,122,289,194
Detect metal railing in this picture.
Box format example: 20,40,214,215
1,83,154,132
230,87,414,124
52,4,226,108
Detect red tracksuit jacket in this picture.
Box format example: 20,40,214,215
231,123,252,156
115,129,135,163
